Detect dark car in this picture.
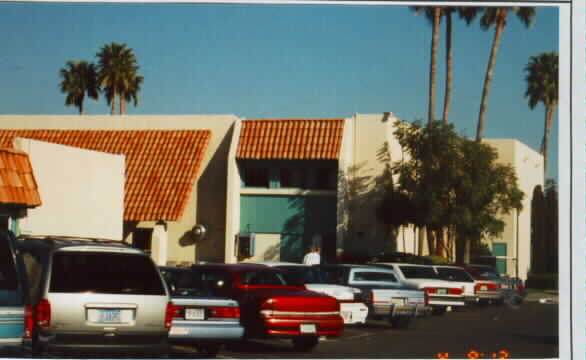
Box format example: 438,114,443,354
159,266,244,357
190,263,343,352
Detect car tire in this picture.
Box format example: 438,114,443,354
196,344,221,358
432,306,446,316
292,336,319,352
391,316,414,329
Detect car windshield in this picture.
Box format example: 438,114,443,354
352,271,398,283
241,270,288,286
161,269,214,297
436,268,473,282
399,266,440,279
50,252,165,295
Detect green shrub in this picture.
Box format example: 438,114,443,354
525,273,558,290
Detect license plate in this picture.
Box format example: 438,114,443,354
300,324,316,333
437,288,447,295
341,311,352,322
185,308,205,320
393,306,414,315
98,309,122,323
480,286,488,291
391,298,405,305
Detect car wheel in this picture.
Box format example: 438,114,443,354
196,344,221,358
391,316,414,329
432,306,446,316
292,336,319,352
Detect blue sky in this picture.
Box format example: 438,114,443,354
0,3,559,180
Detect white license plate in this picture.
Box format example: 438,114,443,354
480,286,488,291
185,308,205,320
98,309,121,323
437,289,447,295
391,298,405,305
341,311,352,322
300,324,316,334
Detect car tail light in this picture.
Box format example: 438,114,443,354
172,305,185,319
24,305,33,338
209,307,240,319
423,287,437,294
449,288,463,295
165,303,176,329
36,299,51,328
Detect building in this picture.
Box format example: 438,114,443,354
0,114,543,279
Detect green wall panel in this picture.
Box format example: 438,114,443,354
493,243,507,275
240,195,337,261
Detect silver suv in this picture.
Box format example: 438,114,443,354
16,237,171,357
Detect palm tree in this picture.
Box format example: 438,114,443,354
475,7,536,141
411,6,442,126
59,60,99,114
96,42,143,115
121,72,144,114
525,51,558,179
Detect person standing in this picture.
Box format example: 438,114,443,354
303,247,321,265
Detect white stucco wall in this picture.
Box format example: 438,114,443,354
484,139,544,280
15,138,125,240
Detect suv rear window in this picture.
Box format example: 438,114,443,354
399,266,440,279
50,252,165,295
0,240,18,292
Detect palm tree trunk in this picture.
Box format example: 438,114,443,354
111,90,117,115
476,8,508,142
442,10,453,124
428,7,441,126
541,103,556,179
120,94,126,115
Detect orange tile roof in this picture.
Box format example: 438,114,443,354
0,130,211,222
236,119,344,160
0,148,41,207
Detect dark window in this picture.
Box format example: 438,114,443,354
161,269,213,297
436,268,474,282
399,266,440,279
190,268,233,296
243,167,269,188
50,252,165,295
280,168,294,188
316,168,335,190
0,235,18,294
352,271,398,283
133,229,152,255
241,271,287,286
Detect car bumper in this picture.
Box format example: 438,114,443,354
476,291,502,301
36,331,169,356
259,316,344,338
429,296,465,307
371,304,418,318
168,321,244,342
340,303,368,324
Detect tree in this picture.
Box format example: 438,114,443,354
475,7,536,141
525,51,558,179
530,185,546,273
544,180,558,273
59,60,99,114
96,42,143,115
411,6,442,125
391,119,524,263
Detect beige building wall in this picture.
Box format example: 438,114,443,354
14,138,125,240
0,115,238,265
338,113,415,257
484,139,544,280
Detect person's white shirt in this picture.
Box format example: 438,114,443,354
303,250,321,265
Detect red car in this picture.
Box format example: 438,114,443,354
190,263,343,352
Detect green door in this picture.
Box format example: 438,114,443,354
493,243,507,275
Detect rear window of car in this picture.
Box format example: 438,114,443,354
161,269,213,297
352,271,398,283
241,271,288,286
436,268,473,282
399,266,440,279
50,252,165,295
0,240,18,292
277,266,324,285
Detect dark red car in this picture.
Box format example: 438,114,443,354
190,263,343,352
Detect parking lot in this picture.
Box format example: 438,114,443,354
171,301,558,359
